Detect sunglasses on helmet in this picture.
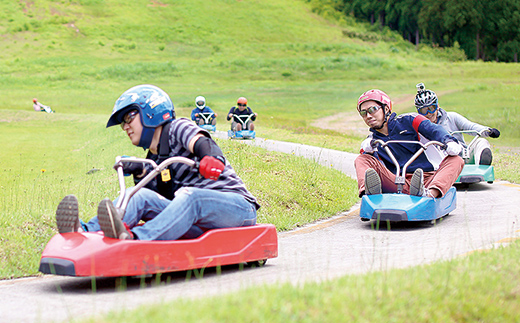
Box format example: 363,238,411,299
417,104,438,116
359,105,381,117
120,109,139,129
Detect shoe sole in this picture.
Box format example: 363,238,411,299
365,169,382,195
410,169,424,196
56,195,80,233
479,148,493,165
97,198,127,239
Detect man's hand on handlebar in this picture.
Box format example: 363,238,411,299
121,161,148,178
445,141,462,156
361,138,376,154
199,156,225,180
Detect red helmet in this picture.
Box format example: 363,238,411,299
33,98,37,103
237,97,247,105
357,89,392,111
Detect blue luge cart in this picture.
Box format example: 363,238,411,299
359,140,457,223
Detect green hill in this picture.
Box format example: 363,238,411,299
1,0,518,146
0,0,456,115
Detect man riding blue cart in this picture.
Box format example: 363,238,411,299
191,95,217,132
355,89,465,223
227,97,257,139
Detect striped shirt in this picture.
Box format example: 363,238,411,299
156,118,260,209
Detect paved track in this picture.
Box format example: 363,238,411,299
2,134,519,323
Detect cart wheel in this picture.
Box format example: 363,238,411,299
246,259,267,267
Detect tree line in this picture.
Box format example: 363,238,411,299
337,0,520,62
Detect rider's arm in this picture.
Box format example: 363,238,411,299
190,133,226,180
449,112,490,136
227,107,235,121
413,114,459,144
190,109,198,121
191,134,225,161
245,107,257,121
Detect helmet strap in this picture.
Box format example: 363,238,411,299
372,105,391,130
138,127,156,149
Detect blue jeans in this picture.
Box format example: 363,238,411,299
85,187,257,240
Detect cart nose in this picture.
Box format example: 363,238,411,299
39,258,76,276
372,209,408,222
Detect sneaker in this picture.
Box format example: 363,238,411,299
479,148,493,165
97,198,132,240
364,168,382,195
56,195,80,233
409,168,424,196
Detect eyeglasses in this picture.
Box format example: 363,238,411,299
417,104,438,116
237,103,246,107
359,105,381,117
121,110,139,129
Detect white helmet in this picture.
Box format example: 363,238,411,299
195,96,206,110
414,83,438,109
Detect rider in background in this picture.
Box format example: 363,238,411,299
226,97,257,131
414,83,500,165
33,98,54,113
191,95,217,126
354,89,464,199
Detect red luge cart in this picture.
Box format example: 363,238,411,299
39,156,278,277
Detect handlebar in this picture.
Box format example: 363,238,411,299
449,129,489,158
231,113,255,125
198,112,215,124
370,140,446,193
450,129,489,137
113,156,196,216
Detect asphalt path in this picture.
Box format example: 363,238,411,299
2,133,520,323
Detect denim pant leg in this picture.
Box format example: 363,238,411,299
132,187,257,241
83,187,170,232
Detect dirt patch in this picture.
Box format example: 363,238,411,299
311,92,455,137
311,93,415,137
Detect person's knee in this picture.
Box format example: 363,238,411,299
354,153,374,167
447,155,465,171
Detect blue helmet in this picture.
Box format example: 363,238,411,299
107,84,175,149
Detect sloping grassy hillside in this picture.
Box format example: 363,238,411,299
1,0,518,148
0,0,452,115
1,0,519,280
